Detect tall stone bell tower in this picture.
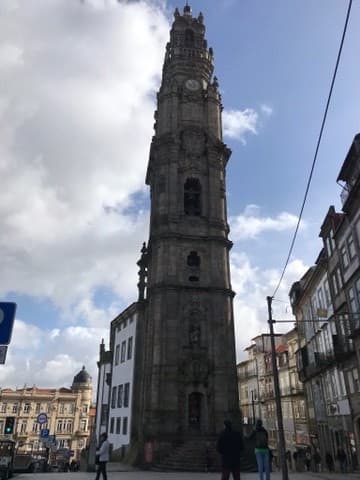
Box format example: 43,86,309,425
133,4,240,466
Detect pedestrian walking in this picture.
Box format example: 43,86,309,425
313,450,321,472
337,447,347,473
305,448,311,471
251,419,270,480
325,452,334,472
95,432,110,480
216,420,244,480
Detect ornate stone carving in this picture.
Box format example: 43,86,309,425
181,129,205,157
179,353,209,385
189,324,201,346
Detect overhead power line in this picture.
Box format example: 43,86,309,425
272,0,353,299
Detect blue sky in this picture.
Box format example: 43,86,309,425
0,0,359,389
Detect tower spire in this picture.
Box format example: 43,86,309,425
183,2,191,15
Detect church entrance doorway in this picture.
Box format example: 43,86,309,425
188,392,202,430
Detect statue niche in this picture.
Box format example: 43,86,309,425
189,324,201,347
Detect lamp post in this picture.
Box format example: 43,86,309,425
267,296,289,480
251,390,256,425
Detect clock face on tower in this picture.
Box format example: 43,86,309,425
185,79,200,91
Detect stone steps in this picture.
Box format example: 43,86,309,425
153,438,258,473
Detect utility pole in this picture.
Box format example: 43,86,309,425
267,296,289,480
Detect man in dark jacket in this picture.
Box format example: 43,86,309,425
216,420,244,480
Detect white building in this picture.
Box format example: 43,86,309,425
95,303,137,455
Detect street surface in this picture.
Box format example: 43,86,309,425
13,466,360,480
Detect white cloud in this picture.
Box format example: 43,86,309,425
261,103,273,116
0,0,169,388
222,108,258,143
222,102,273,143
0,44,23,69
1,318,108,389
0,0,169,311
231,252,308,361
230,204,303,240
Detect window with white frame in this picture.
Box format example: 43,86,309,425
20,421,27,433
121,341,126,363
117,385,123,408
122,416,128,435
317,287,325,309
12,403,18,413
111,386,117,409
115,344,120,365
336,267,343,290
1,403,7,413
311,295,318,318
347,368,360,394
116,417,121,434
35,403,40,414
340,244,349,269
324,279,331,307
127,336,133,360
347,233,356,260
32,422,39,433
348,287,357,313
80,420,87,432
325,236,333,257
57,420,63,432
338,370,346,396
124,383,130,407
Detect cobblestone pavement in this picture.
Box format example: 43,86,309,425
14,467,360,480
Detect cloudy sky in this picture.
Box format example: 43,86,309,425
0,0,359,390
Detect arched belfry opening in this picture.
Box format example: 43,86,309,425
185,29,195,47
187,251,200,266
184,178,201,216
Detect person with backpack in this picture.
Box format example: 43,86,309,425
216,420,244,480
253,419,270,480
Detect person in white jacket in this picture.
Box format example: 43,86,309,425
95,432,110,480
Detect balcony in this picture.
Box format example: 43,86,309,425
74,430,88,437
333,335,355,361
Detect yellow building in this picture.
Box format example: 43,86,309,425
0,366,92,460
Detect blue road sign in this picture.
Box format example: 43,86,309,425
40,428,49,438
0,303,16,345
37,412,48,424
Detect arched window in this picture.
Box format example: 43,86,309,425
187,251,200,267
184,178,201,216
185,29,195,47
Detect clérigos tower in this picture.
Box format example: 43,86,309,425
133,4,240,466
